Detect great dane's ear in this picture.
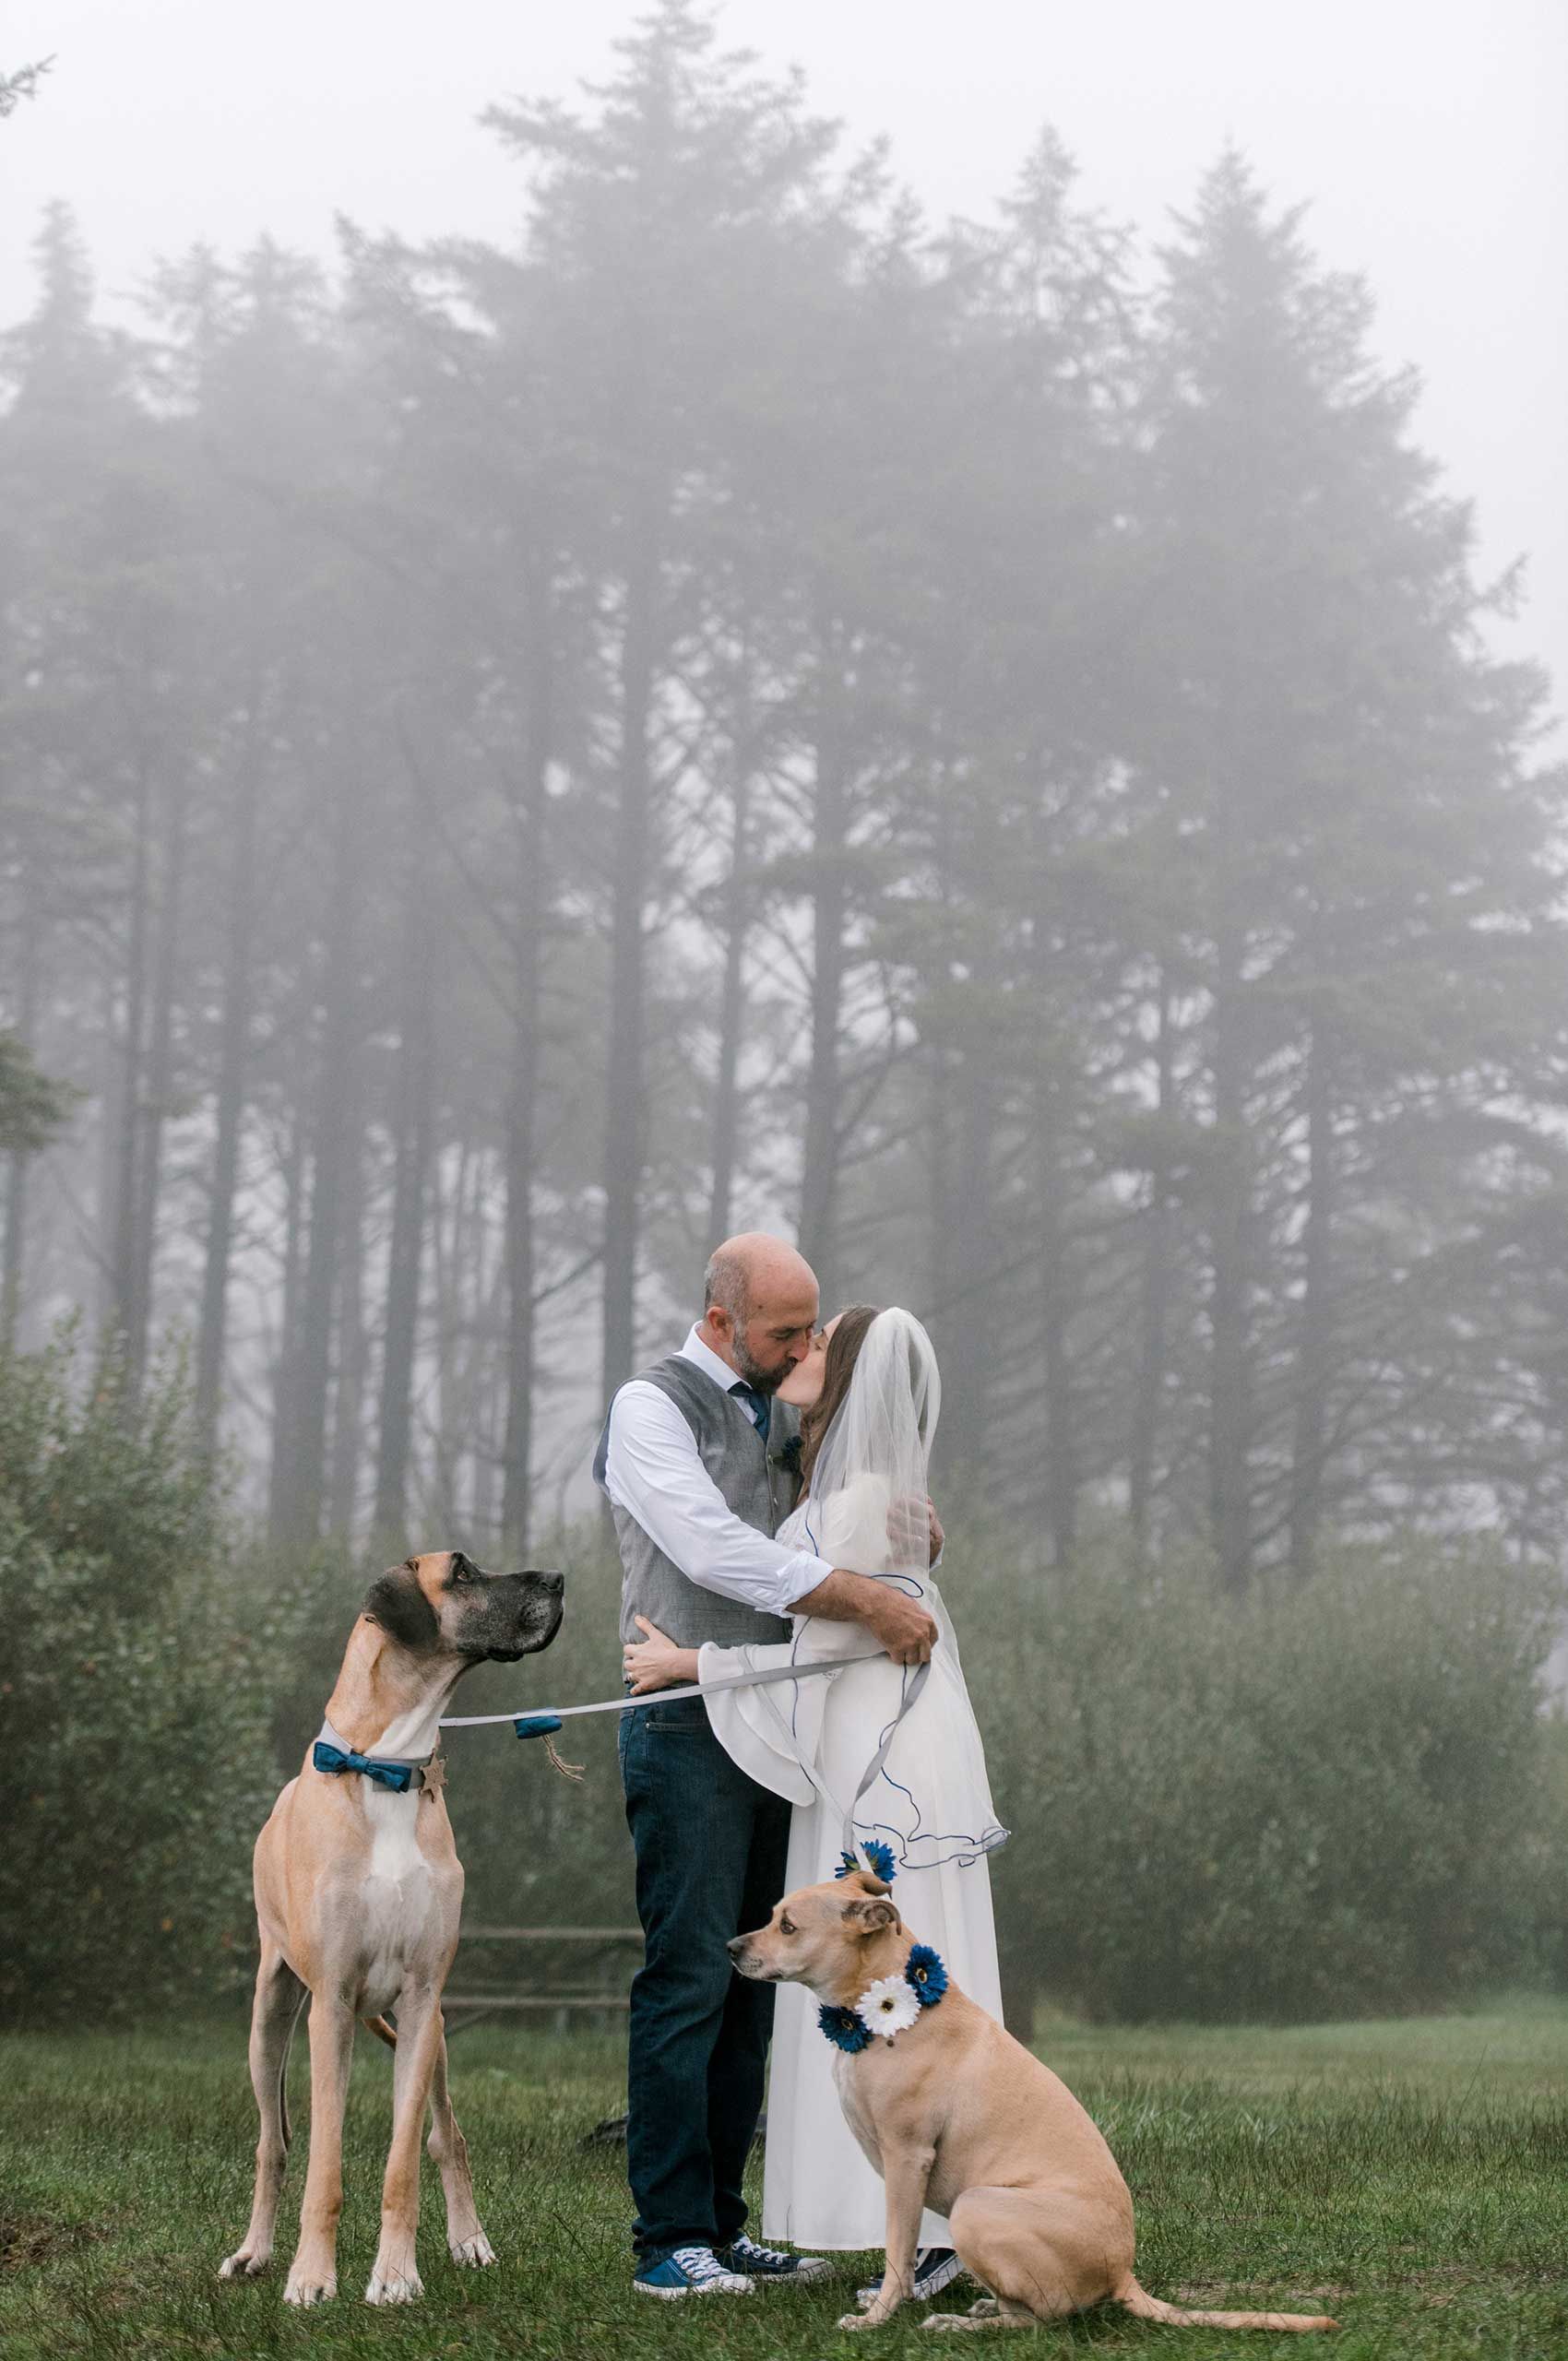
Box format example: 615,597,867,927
363,1562,442,1653
843,1894,899,1935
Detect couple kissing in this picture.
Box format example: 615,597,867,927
595,1230,1004,2303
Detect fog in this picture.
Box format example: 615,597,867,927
3,0,1567,1573
6,1,1564,707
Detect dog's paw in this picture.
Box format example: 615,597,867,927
449,2232,496,2268
922,2317,970,2333
365,2264,424,2305
218,2248,269,2281
282,2272,337,2307
838,2313,874,2331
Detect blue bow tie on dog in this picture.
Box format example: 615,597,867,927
313,1738,418,1793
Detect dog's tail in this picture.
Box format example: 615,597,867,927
1115,2279,1338,2332
361,2014,398,2048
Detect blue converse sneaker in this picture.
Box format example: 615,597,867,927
857,2247,968,2308
634,2245,754,2299
719,2233,831,2283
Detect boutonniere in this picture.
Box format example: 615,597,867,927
775,1432,803,1477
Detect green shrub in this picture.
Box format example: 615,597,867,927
6,1310,1561,2031
961,1527,1563,2023
0,1326,274,2023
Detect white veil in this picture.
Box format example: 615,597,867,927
806,1308,942,1584
701,1300,1006,1875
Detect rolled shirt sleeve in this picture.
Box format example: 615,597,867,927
602,1380,835,1616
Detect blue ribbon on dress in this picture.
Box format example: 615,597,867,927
313,1738,417,1793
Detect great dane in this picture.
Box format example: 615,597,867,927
219,1549,563,2306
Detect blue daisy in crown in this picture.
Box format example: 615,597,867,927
835,1839,897,1884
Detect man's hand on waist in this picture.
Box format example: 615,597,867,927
789,1568,937,1665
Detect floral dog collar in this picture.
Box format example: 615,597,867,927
818,1943,949,2053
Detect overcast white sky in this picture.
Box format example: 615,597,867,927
5,1,1565,737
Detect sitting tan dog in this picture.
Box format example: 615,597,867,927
219,1550,563,2307
730,1871,1337,2335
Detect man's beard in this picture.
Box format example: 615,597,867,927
731,1333,788,1393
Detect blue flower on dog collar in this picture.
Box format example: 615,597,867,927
905,1943,948,2007
818,2003,873,2055
836,1839,897,1883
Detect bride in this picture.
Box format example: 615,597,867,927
624,1305,1007,2271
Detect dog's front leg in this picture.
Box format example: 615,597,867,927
365,1988,445,2303
840,2140,936,2331
283,1992,357,2307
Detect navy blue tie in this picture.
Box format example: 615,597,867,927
730,1380,771,1443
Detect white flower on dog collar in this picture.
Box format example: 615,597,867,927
857,1974,921,2043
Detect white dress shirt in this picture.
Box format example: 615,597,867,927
600,1326,837,1617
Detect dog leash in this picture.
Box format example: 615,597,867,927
439,1648,886,1731
441,1647,931,1862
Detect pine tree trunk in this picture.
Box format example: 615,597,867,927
374,732,437,1547
1289,1016,1335,1579
707,770,750,1243
93,973,120,1335
600,495,659,1399
327,1118,366,1538
1,870,42,1347
1029,835,1077,1558
126,770,192,1394
196,730,264,1454
1039,1145,1078,1564
800,666,848,1303
267,1108,308,1546
502,564,554,1556
289,768,364,1547
430,1139,470,1535
1129,967,1176,1564
109,755,153,1385
926,1048,971,1478
940,1048,997,1488
1207,925,1253,1590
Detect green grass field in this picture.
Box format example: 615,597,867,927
5,2001,1568,2358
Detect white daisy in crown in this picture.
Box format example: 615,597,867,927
856,1974,921,2043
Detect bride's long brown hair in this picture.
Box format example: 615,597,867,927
798,1304,880,1490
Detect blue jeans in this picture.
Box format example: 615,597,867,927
618,1691,792,2260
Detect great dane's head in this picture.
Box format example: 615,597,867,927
363,1551,564,1666
728,1869,903,1999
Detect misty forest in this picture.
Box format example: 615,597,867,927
5,4,1568,2042
5,2,1564,1573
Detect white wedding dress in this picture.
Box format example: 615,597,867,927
699,1369,1007,2250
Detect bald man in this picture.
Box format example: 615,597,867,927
594,1234,938,2299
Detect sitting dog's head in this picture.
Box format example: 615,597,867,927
728,1869,902,1999
363,1551,564,1665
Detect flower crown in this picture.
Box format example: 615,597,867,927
836,1840,897,1884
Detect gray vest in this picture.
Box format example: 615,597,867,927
595,1353,802,1649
